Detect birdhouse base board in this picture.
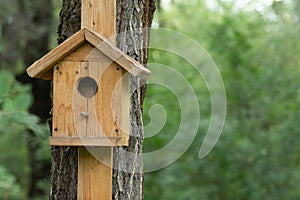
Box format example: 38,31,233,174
49,136,128,146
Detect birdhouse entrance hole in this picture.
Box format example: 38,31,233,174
77,76,98,98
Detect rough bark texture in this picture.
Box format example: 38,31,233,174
57,0,82,45
113,1,156,199
49,0,155,199
49,1,81,199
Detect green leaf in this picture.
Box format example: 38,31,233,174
12,92,33,111
0,112,11,131
2,98,15,111
0,71,14,101
11,112,48,138
0,165,23,199
12,112,39,125
27,122,48,138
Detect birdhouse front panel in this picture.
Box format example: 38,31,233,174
51,44,130,146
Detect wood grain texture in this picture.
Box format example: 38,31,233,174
81,0,116,41
49,137,128,146
79,1,115,200
27,29,85,79
52,59,129,144
92,61,122,138
53,62,83,137
26,28,150,80
63,43,110,62
78,147,112,200
119,69,130,144
85,30,151,80
73,61,89,137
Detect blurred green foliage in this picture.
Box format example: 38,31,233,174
144,0,300,199
0,0,57,198
0,166,24,200
0,70,50,199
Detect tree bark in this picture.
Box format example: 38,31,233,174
113,1,156,199
49,0,156,199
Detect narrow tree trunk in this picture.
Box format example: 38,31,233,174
49,0,156,199
113,1,156,199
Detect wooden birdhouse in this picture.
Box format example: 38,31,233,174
27,28,150,147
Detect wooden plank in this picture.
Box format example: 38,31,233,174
63,43,111,62
84,29,151,80
81,0,116,40
52,63,64,136
73,62,89,137
85,62,105,137
27,29,85,79
52,63,72,137
40,68,53,80
26,27,151,81
108,65,130,143
79,1,116,199
49,137,127,146
93,61,119,138
53,62,88,137
78,147,112,200
120,69,130,145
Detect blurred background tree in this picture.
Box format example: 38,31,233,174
143,0,300,199
1,0,300,199
0,0,59,199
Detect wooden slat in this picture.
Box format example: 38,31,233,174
84,29,151,80
86,62,105,137
109,67,130,145
53,62,83,137
40,68,53,80
26,29,85,79
73,62,89,137
26,28,151,81
93,62,120,138
120,69,130,144
79,1,116,200
52,64,64,136
81,0,116,40
78,147,112,200
49,137,127,146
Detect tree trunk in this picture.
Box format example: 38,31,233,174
113,1,156,199
49,0,156,199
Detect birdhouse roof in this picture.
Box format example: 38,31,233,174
26,28,150,80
